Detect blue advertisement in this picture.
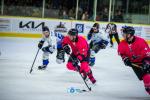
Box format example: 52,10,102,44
75,24,84,33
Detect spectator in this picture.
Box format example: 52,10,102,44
62,10,69,19
81,11,89,20
102,7,108,21
114,10,123,22
58,6,63,18
32,8,41,17
77,6,83,20
96,12,101,21
68,8,75,19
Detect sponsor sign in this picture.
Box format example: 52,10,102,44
0,19,11,32
0,17,150,40
75,23,84,33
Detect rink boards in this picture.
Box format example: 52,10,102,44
0,16,150,43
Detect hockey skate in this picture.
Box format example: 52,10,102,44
38,65,47,70
89,61,95,67
110,44,113,47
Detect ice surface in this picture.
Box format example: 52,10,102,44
0,37,149,100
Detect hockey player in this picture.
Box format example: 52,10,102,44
87,23,109,66
38,26,55,70
62,28,96,84
55,32,65,64
118,26,150,95
105,22,120,47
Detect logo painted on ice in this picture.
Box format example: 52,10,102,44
67,87,83,93
75,24,84,33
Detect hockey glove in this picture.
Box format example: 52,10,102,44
38,40,44,49
92,44,101,53
142,58,150,73
63,45,71,54
72,57,80,70
123,57,132,66
100,43,106,49
100,40,109,49
42,45,55,54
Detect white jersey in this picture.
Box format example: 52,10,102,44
91,30,108,44
105,23,117,34
40,31,57,47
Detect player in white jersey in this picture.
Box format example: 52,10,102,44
87,23,109,66
38,26,56,70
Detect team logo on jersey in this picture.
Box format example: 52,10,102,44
75,24,84,33
54,22,67,33
145,47,148,50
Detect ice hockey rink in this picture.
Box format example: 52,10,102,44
0,37,149,100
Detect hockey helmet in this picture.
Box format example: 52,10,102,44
93,23,99,29
68,28,78,36
42,26,49,32
122,26,135,36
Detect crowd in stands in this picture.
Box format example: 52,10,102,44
4,0,42,17
2,0,124,22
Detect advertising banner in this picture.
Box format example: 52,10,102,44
0,17,150,40
0,18,11,32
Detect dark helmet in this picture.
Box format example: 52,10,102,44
42,26,49,32
109,22,115,25
68,28,78,36
122,26,135,36
93,23,99,29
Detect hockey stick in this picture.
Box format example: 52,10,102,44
131,63,144,80
69,55,92,92
29,49,40,74
131,63,141,68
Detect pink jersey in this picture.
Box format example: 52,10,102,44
62,35,89,58
118,36,150,63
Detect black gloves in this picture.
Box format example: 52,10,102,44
38,41,44,49
72,57,79,67
123,57,131,66
63,45,71,54
100,40,108,49
100,43,106,49
142,58,150,73
72,57,80,71
42,45,55,54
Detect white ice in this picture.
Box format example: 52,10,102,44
0,37,149,100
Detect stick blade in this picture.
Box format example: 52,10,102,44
30,69,33,74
